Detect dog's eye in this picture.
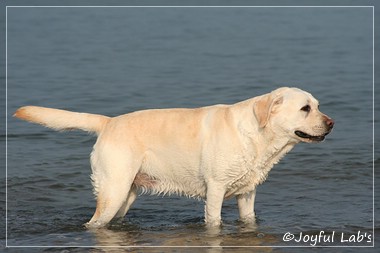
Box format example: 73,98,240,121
301,105,311,112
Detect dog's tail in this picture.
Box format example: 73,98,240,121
14,106,110,135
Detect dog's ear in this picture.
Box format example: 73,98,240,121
253,93,283,128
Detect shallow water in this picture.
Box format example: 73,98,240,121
3,6,377,252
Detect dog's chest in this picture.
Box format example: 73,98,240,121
225,142,294,197
224,157,269,197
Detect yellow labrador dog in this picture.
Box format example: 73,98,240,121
14,87,334,228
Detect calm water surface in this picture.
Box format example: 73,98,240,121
3,6,377,252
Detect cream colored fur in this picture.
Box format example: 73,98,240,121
14,87,334,228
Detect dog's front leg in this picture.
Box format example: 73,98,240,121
236,189,256,223
204,181,225,227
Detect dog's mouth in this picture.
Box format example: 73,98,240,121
294,130,329,142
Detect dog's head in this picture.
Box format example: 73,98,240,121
253,87,334,143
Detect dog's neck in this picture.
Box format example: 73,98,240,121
237,119,297,181
224,123,296,197
258,129,296,169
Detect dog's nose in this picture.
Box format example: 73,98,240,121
325,117,334,129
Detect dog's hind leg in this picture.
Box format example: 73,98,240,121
85,145,140,229
115,186,138,219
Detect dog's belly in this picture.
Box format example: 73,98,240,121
133,150,207,198
133,171,207,199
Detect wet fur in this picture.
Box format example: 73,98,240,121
14,87,333,228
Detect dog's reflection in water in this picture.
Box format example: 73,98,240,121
88,220,276,253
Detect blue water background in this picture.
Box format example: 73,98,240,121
3,6,376,252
